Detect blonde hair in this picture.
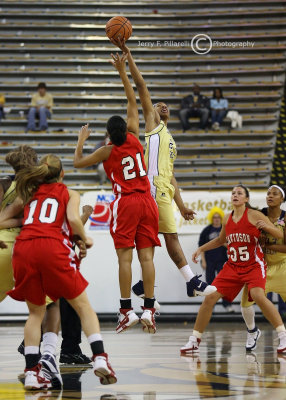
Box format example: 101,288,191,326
5,145,37,173
207,206,224,224
16,154,62,204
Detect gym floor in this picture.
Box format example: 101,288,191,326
0,321,286,400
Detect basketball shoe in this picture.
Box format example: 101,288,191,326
277,331,286,353
131,280,160,310
59,352,92,366
93,353,117,385
116,308,139,333
24,364,51,390
245,327,261,351
140,307,157,334
39,352,63,389
186,275,217,297
180,335,201,354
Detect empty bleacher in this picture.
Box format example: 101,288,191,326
0,0,285,189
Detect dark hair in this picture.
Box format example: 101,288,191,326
268,184,286,201
38,82,47,89
106,115,127,146
233,184,256,209
5,145,38,173
16,154,62,204
212,87,224,98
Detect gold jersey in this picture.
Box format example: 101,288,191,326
0,181,20,242
264,212,286,266
144,121,177,198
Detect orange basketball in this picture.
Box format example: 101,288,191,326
105,16,132,43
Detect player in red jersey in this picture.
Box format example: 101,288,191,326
8,154,117,390
74,53,161,334
180,185,286,355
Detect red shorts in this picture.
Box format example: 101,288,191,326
212,260,267,303
8,237,88,305
109,192,161,249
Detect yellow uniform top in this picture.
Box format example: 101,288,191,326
31,92,53,111
144,121,177,197
264,210,286,266
0,181,20,242
0,94,5,105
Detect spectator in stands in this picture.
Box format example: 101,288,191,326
0,94,5,123
210,87,228,131
198,207,234,313
26,82,53,132
179,84,209,132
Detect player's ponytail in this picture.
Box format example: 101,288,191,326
5,145,38,173
16,154,62,204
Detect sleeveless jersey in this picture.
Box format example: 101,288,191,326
0,180,21,242
103,132,150,196
261,207,286,266
225,208,265,268
144,121,177,196
18,182,72,241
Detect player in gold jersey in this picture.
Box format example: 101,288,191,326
114,39,216,299
241,185,286,351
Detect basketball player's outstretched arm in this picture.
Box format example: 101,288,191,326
192,215,228,263
171,174,196,221
114,39,159,132
74,124,112,168
110,52,139,138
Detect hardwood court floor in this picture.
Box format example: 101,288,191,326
0,322,286,400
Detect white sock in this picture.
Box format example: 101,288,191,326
87,333,103,344
241,306,255,331
276,325,286,335
42,332,58,355
24,346,39,355
179,265,195,281
192,330,202,339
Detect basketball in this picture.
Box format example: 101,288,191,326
105,16,132,43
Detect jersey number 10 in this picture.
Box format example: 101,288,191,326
25,198,59,225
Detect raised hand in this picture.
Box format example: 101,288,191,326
78,123,91,142
109,52,128,73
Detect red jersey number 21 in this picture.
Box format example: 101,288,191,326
122,153,146,181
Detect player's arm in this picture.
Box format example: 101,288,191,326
67,189,93,248
0,240,7,249
74,124,112,168
109,52,139,138
171,174,196,221
114,39,159,132
192,215,228,263
0,196,23,229
248,209,283,239
80,205,93,225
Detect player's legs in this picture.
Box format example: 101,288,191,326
180,291,222,354
24,301,51,390
115,247,139,333
137,247,157,333
116,247,133,298
241,284,260,351
250,287,286,353
67,290,117,384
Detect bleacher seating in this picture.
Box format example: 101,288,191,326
0,0,285,189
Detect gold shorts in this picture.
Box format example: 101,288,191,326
0,241,14,302
241,260,286,307
156,184,177,234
